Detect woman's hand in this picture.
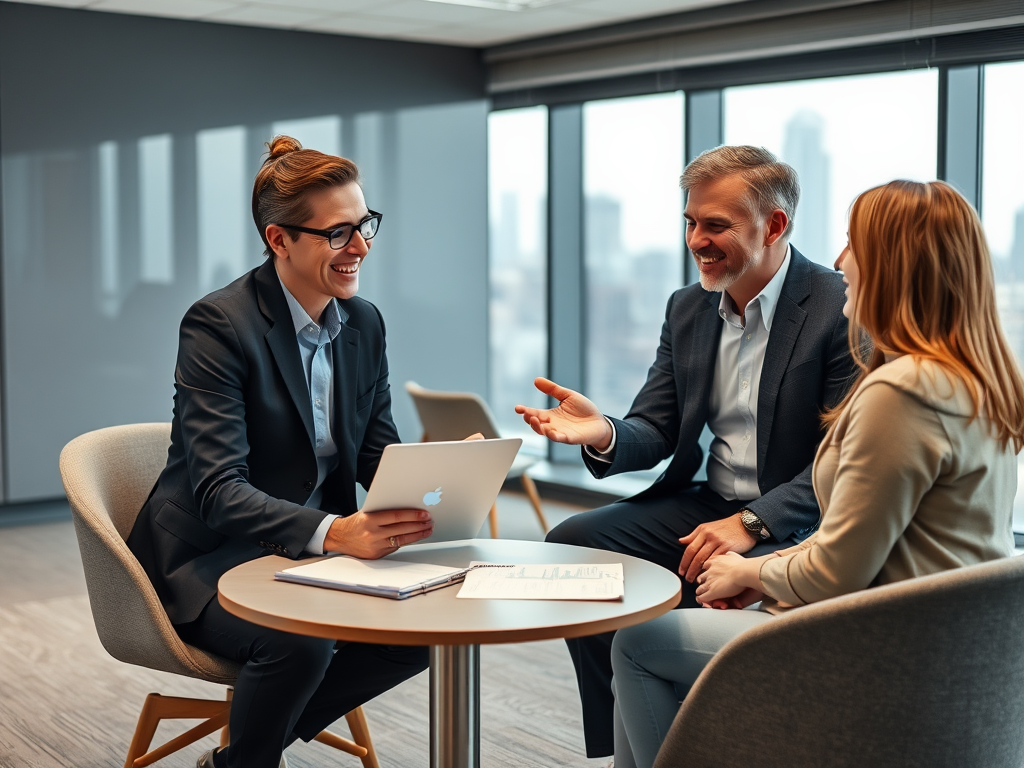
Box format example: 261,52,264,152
323,509,433,559
703,588,764,611
695,551,763,606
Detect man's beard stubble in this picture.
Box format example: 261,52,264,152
694,244,738,293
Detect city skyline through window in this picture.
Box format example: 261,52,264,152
583,92,684,422
488,106,548,452
724,70,939,267
982,60,1024,530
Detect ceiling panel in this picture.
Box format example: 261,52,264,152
204,3,330,26
295,11,447,38
11,0,755,46
89,0,240,19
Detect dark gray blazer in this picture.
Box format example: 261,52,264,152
584,248,855,541
127,259,400,625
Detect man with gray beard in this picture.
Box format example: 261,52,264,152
515,145,855,761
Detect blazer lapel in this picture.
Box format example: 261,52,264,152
255,262,316,447
685,291,724,429
756,249,811,475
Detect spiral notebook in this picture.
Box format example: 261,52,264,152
274,556,473,599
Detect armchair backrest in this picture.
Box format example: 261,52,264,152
59,423,237,683
405,381,501,441
654,555,1024,768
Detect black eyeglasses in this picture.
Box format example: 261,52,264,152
277,210,382,250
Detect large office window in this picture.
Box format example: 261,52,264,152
982,60,1024,529
583,92,684,421
724,70,938,267
488,107,548,450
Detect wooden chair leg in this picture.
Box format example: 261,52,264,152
123,694,230,768
220,687,232,748
123,693,163,768
345,707,380,768
311,706,378,768
488,503,499,539
520,473,549,533
314,729,368,758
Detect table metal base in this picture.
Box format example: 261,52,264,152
429,644,480,768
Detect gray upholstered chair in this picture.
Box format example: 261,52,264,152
59,423,378,768
653,555,1024,768
405,381,549,538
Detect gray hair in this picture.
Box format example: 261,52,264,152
680,145,800,238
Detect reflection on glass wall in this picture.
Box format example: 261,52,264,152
725,70,938,266
1,106,487,500
488,107,548,451
271,115,341,156
982,60,1024,529
197,126,252,295
138,134,174,285
583,92,684,420
97,140,121,318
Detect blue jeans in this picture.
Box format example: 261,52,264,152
545,485,791,757
611,607,774,768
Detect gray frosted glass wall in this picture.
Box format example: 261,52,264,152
0,2,488,502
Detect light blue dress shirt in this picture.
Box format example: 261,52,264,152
706,246,791,500
275,268,343,554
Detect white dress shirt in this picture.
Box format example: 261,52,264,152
588,247,792,505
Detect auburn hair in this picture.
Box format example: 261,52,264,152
824,180,1024,451
251,135,360,256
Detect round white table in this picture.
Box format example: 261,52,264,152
219,538,681,768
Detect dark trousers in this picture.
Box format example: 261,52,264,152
545,484,792,758
176,598,428,768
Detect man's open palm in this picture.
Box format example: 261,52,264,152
515,377,612,449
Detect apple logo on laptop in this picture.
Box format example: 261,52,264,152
423,487,443,507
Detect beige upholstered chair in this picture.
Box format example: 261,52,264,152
59,423,378,768
405,381,549,538
654,555,1024,768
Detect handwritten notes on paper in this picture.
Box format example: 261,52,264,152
457,563,624,601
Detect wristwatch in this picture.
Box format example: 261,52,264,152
739,508,773,541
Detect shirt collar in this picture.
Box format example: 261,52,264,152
274,264,343,343
717,245,791,332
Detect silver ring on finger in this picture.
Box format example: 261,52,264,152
389,535,398,548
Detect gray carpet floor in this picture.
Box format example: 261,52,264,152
0,494,610,768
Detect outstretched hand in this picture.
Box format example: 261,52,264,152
514,377,613,449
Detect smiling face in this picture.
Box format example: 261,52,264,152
684,173,787,304
266,182,371,320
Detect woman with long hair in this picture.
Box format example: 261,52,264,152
610,180,1024,768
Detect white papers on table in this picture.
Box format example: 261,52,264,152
275,556,469,599
456,563,624,601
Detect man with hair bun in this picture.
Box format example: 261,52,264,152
128,136,429,768
515,145,856,760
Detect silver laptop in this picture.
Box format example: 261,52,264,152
362,437,523,543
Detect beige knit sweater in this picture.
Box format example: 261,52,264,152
759,355,1017,613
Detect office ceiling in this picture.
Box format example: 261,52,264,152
13,0,749,46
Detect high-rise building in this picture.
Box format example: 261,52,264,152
782,110,831,262
585,194,625,279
